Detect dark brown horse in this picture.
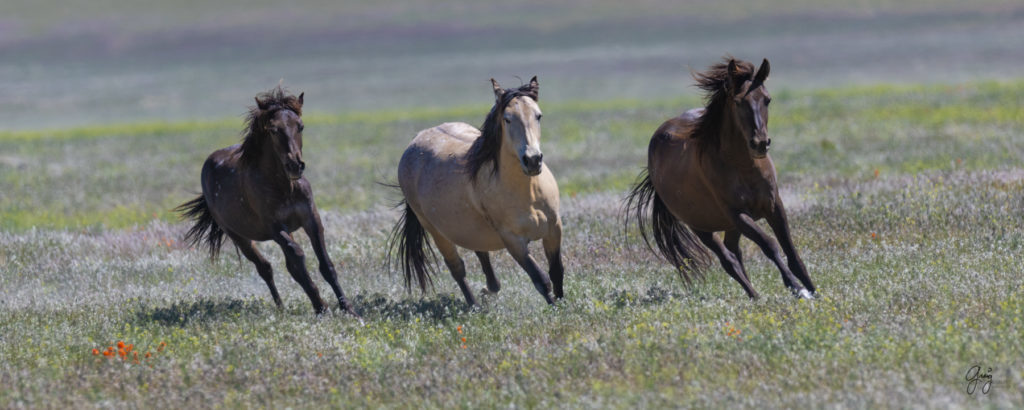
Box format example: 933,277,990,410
626,57,816,299
176,87,358,316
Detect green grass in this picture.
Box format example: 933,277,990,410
1,78,1023,407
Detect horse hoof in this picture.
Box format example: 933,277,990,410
796,289,814,300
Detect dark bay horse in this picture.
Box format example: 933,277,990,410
176,87,358,316
626,58,816,299
388,77,564,307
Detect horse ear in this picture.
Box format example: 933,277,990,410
255,97,268,110
529,76,539,95
726,59,738,94
752,58,770,89
297,92,304,106
491,78,504,100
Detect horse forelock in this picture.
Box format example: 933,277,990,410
466,84,539,179
692,57,756,153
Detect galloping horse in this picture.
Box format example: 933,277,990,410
626,58,816,299
389,77,564,307
176,87,359,316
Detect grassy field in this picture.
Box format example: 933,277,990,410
2,1,1024,408
2,81,1023,407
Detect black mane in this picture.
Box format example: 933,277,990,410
239,86,303,165
691,57,755,153
465,83,539,179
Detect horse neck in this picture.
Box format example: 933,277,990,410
250,131,293,189
711,104,757,169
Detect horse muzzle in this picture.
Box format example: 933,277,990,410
285,160,306,180
521,153,543,176
749,138,770,158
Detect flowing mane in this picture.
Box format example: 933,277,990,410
239,86,304,165
465,83,539,179
691,57,756,153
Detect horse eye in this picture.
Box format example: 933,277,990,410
504,118,511,124
298,124,305,132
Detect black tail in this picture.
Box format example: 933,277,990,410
174,195,226,259
624,170,711,281
386,200,435,293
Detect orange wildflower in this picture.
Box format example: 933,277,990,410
457,325,462,334
92,348,100,355
871,232,877,239
117,341,125,349
461,337,466,343
145,352,152,358
103,350,112,357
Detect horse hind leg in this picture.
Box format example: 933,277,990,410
723,230,751,284
476,251,501,296
273,231,328,315
229,233,282,307
433,235,478,307
694,230,759,299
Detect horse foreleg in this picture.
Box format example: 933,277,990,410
304,213,360,318
730,212,810,298
230,234,282,307
694,230,758,299
542,224,565,300
501,234,555,305
273,230,328,315
767,202,816,294
475,252,501,296
432,235,477,307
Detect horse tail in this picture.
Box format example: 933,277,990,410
387,200,435,293
624,170,710,281
174,194,226,260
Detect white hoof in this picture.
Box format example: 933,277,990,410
797,289,814,300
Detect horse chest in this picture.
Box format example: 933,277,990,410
732,181,776,217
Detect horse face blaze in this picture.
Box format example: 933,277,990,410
738,85,771,159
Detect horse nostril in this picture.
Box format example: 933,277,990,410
299,161,306,171
766,139,772,147
537,153,543,162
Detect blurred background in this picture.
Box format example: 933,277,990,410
1,0,1021,130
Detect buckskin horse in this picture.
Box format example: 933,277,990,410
389,77,564,307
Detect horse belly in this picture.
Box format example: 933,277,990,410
416,196,505,251
652,157,735,233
